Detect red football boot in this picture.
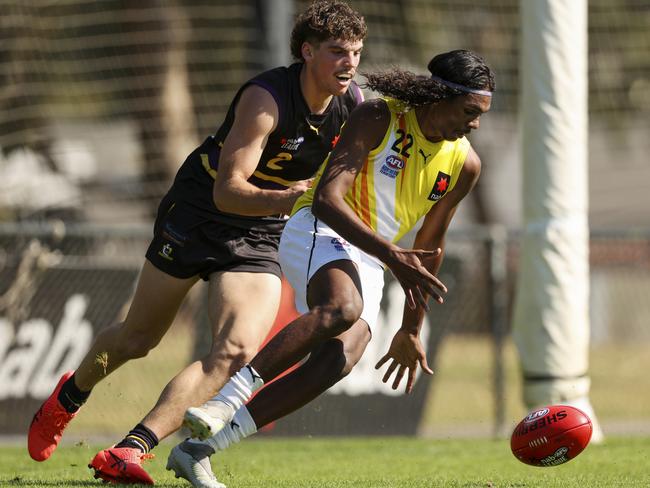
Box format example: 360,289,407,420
89,446,155,485
28,371,78,461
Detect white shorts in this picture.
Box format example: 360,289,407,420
279,207,385,330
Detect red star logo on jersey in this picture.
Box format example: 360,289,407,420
428,171,452,201
436,177,448,193
331,134,340,148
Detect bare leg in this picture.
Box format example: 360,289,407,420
248,319,371,428
140,271,281,440
250,260,364,381
176,260,365,445
166,266,369,486
74,260,198,391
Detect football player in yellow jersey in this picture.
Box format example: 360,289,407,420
178,49,495,486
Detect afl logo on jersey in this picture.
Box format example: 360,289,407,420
380,155,405,179
428,171,451,201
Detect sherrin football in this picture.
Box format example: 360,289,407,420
510,405,592,467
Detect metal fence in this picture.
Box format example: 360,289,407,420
1,222,648,438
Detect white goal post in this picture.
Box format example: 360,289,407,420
513,0,602,440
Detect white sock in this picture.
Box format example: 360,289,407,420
213,365,264,411
206,406,258,452
231,404,258,437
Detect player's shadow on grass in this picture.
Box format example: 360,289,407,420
4,481,99,487
459,484,527,488
4,480,170,487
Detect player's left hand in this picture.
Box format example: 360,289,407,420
375,329,433,394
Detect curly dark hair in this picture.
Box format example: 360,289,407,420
363,50,496,107
290,1,367,61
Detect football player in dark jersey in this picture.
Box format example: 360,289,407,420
27,1,366,484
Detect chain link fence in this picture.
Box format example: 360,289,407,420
1,223,648,437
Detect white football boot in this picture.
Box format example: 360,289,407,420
184,400,236,440
166,441,225,488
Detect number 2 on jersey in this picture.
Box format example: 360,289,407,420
265,152,293,171
391,129,413,158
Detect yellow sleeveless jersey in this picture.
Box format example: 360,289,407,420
293,98,470,243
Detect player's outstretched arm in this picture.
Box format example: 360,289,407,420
375,146,481,393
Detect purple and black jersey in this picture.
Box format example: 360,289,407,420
174,62,362,229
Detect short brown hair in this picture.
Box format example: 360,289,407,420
290,1,367,61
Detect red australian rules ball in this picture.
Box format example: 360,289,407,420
510,405,593,466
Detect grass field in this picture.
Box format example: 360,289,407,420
5,332,649,487
59,332,650,438
2,437,650,487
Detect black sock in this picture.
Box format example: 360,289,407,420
57,373,91,413
115,423,159,454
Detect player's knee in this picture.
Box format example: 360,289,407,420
206,338,256,374
314,300,362,336
306,333,367,385
334,299,363,333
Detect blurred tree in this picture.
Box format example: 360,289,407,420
0,3,57,170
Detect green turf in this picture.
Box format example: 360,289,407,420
3,436,649,487
56,336,650,438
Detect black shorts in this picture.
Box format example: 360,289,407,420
145,191,283,281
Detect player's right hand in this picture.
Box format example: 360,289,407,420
385,247,447,310
375,329,434,394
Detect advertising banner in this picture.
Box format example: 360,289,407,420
0,261,137,435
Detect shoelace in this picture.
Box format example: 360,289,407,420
108,450,155,471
